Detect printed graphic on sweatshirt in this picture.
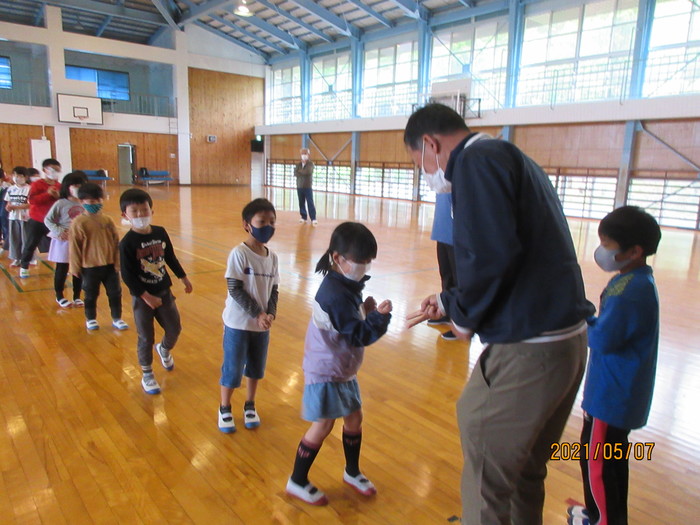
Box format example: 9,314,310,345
136,239,167,284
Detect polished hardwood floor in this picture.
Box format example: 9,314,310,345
0,185,698,524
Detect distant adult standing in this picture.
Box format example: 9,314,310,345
295,148,317,226
405,104,595,525
20,158,62,278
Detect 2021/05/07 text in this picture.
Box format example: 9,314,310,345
550,442,655,461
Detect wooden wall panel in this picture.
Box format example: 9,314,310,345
632,119,700,178
70,128,178,181
310,133,352,162
269,135,300,159
0,124,55,171
359,131,411,163
188,68,263,185
513,123,625,169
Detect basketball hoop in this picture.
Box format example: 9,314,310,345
77,115,88,126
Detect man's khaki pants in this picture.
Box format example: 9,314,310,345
458,333,587,525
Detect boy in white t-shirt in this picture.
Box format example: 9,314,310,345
4,167,31,266
218,198,279,434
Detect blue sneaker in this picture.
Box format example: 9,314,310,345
244,402,260,429
141,374,160,395
219,406,236,433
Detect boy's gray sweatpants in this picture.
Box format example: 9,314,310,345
132,289,182,367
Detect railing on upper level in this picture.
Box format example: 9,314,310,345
0,79,176,118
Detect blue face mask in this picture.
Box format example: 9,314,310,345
83,203,103,214
250,224,275,243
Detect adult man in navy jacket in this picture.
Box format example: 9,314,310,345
405,104,595,525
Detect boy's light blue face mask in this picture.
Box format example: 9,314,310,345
83,203,103,214
594,245,628,272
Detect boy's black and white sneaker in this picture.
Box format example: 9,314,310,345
440,330,458,341
155,343,174,371
243,401,260,429
219,405,236,433
427,315,450,326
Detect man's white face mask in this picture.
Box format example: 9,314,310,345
421,140,451,194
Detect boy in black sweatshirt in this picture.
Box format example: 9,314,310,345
119,188,193,394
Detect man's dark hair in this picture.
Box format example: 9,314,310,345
599,206,661,256
12,166,27,176
120,188,153,213
27,168,40,178
77,182,104,200
242,198,276,223
59,171,88,199
42,158,61,169
403,103,470,150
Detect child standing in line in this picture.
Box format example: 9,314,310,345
69,182,128,332
567,206,661,525
20,158,61,278
286,222,392,506
219,198,279,433
119,188,193,395
4,167,31,267
0,167,10,254
44,171,88,308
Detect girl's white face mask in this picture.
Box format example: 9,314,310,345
421,141,451,194
339,257,371,282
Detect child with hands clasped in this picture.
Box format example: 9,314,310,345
119,189,193,395
219,198,279,433
4,167,31,267
44,171,88,308
568,206,661,525
286,222,392,506
69,183,128,332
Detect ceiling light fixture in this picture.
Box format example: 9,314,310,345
233,0,253,17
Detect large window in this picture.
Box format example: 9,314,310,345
268,64,301,124
0,57,12,89
431,20,509,110
310,53,352,121
644,0,700,97
518,0,637,106
360,41,418,118
65,65,129,100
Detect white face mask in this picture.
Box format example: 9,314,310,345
421,141,451,194
340,258,371,282
45,167,60,180
594,245,627,272
301,154,309,161
69,186,80,198
130,216,152,230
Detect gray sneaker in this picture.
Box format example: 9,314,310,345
155,343,174,371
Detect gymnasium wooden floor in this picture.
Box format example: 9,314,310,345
0,185,698,524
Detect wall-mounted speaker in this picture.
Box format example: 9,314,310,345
251,139,264,152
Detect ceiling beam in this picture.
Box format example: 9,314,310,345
210,14,287,54
45,0,165,25
345,0,392,28
179,0,234,25
284,0,360,38
254,0,332,43
151,0,181,30
384,0,420,19
430,0,509,27
228,9,305,50
193,20,270,61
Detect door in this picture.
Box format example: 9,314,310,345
118,144,136,184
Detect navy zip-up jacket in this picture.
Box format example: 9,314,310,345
441,135,595,343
